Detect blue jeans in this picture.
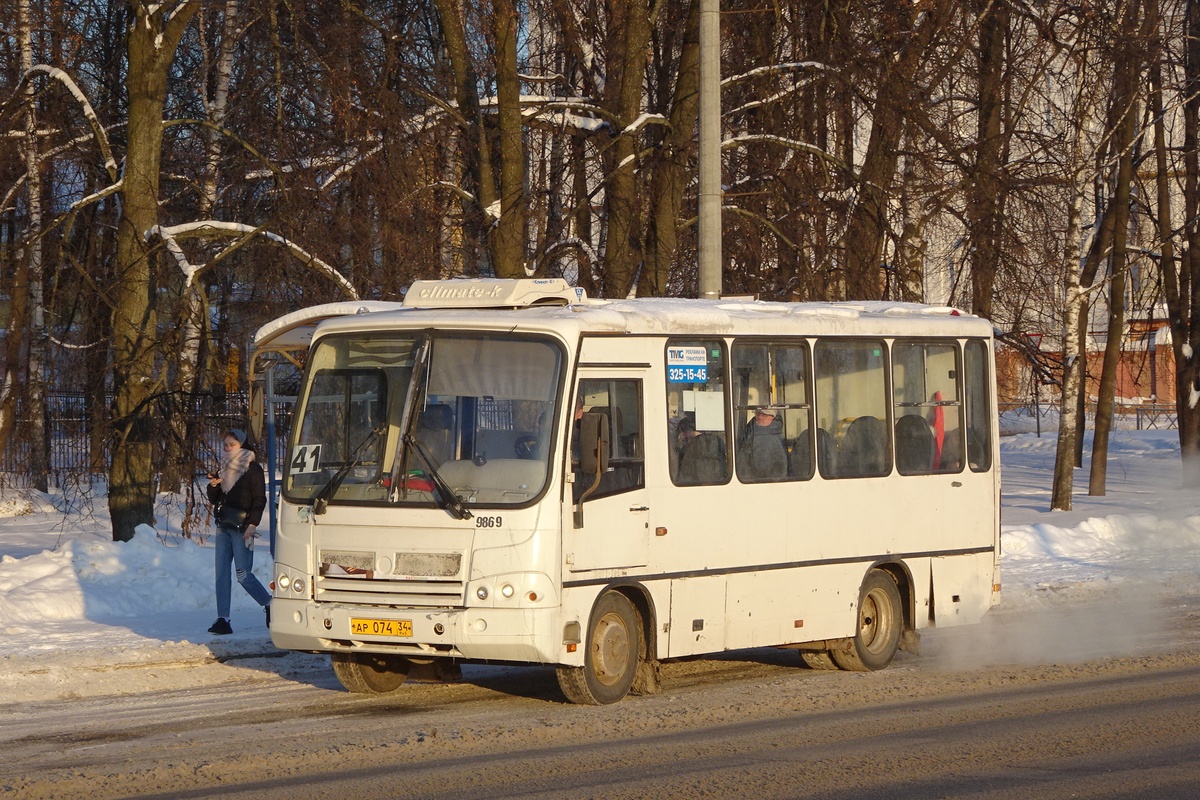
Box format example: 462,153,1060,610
214,522,272,619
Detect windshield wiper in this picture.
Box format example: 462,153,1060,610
390,336,430,494
403,434,473,520
312,426,384,515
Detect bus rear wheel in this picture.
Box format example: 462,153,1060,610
831,570,903,672
332,652,411,693
557,591,641,705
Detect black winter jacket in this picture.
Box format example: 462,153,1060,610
207,461,267,527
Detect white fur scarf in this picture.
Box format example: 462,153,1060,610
219,448,255,494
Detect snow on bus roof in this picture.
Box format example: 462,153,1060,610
301,294,987,341
252,279,984,353
252,300,406,351
557,297,986,336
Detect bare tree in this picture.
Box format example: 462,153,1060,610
108,1,202,541
1174,0,1200,487
967,0,1008,320
1052,31,1107,511
1089,0,1152,497
841,0,957,300
492,0,529,277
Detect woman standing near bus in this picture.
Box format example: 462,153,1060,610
206,429,271,635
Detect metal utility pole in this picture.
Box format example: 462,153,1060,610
697,0,722,300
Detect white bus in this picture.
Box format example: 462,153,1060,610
261,278,999,704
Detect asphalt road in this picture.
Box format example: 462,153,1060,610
5,599,1200,799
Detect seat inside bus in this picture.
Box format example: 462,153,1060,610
836,415,887,476
789,427,834,478
895,414,936,473
415,403,455,465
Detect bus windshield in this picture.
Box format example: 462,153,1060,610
284,332,563,508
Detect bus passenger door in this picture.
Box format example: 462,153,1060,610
565,374,650,571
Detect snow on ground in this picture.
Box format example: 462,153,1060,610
1,428,1199,690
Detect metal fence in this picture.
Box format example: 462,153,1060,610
997,400,1179,435
1131,404,1179,430
0,392,293,481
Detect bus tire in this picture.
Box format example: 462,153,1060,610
331,652,411,693
831,570,903,672
557,591,641,705
800,650,839,670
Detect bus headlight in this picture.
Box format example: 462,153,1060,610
467,573,553,606
274,568,307,597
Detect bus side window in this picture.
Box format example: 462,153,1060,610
731,341,812,482
667,339,729,486
815,340,890,478
964,340,993,471
892,341,963,475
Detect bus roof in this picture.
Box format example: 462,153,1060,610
256,280,993,349
309,296,992,341
252,300,407,353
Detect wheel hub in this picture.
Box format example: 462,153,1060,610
592,613,630,686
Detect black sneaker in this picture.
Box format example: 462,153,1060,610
208,618,232,635
265,605,271,628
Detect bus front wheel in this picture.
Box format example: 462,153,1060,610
800,650,839,670
332,652,411,693
831,570,903,672
557,591,641,705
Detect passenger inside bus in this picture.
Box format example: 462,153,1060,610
736,406,788,482
676,414,726,484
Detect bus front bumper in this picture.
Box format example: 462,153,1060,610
269,597,567,664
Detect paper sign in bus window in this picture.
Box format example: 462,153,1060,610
693,392,725,431
291,444,323,474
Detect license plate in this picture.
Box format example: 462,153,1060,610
350,618,413,637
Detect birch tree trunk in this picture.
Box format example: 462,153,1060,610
1052,261,1085,509
167,0,239,494
1051,40,1103,510
108,1,201,542
15,0,49,491
0,0,35,478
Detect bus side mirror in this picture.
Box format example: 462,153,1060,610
574,412,609,528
